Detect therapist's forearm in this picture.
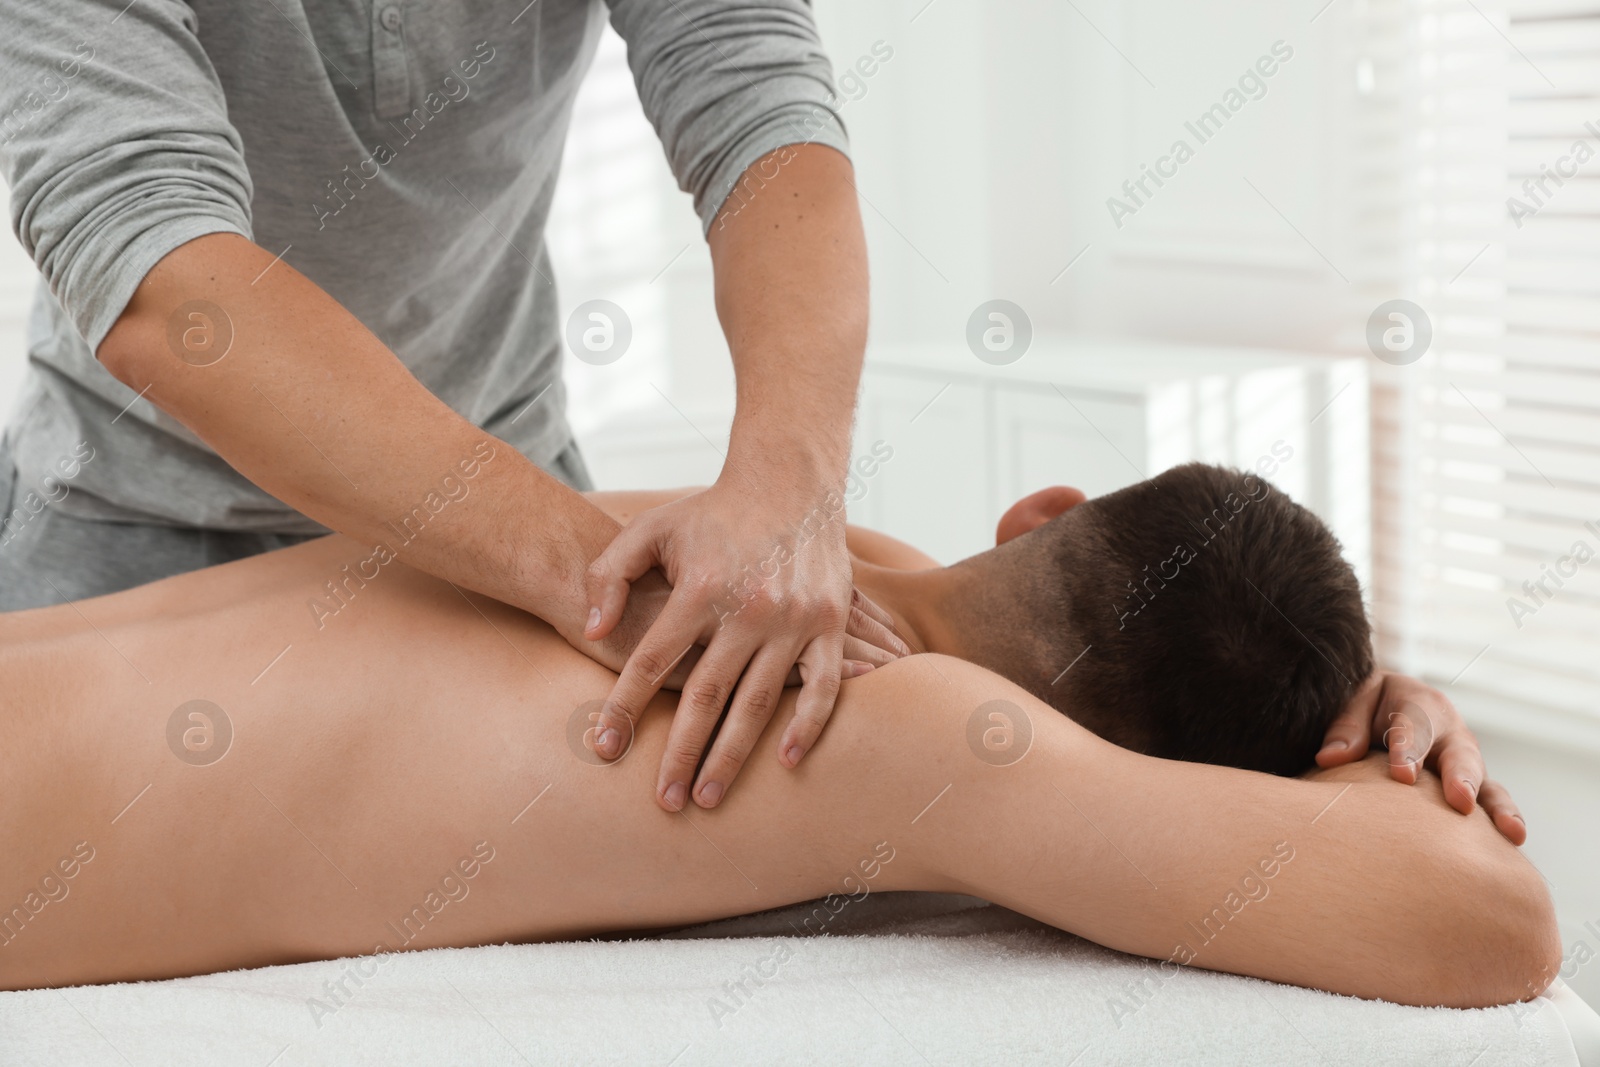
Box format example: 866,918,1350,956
98,233,615,635
708,143,868,495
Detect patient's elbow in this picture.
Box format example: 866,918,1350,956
1486,857,1562,1005
1429,848,1562,1008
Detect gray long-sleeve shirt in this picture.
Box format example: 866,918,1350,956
0,0,847,531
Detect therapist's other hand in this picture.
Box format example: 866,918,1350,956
1316,671,1526,845
582,477,909,811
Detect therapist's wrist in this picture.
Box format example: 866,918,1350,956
484,461,621,629
528,508,621,631
723,425,851,502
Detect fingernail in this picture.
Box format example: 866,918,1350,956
663,781,687,810
785,744,805,766
697,781,724,807
585,607,601,634
596,727,620,758
1324,739,1348,752
846,661,875,678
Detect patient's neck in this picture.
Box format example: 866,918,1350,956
850,557,1010,670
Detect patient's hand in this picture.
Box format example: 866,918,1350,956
1315,671,1526,845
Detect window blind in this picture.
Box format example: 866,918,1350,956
1385,0,1600,733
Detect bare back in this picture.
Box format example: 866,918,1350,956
0,535,929,989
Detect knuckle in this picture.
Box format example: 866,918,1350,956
630,647,676,682
807,670,842,705
842,645,881,670
685,571,720,601
665,738,707,768
735,684,779,723
744,585,783,616
704,752,748,783
686,678,734,715
815,600,849,630
603,699,638,725
787,711,825,743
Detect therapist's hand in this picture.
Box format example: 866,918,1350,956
1316,671,1526,845
582,472,909,812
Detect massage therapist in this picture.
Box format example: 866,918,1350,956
0,0,904,807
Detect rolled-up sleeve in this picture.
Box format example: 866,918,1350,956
604,0,850,234
0,0,253,352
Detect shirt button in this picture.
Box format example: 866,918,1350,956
380,6,402,31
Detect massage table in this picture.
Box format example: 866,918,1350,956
5,892,1597,1065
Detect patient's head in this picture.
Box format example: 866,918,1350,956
958,463,1372,776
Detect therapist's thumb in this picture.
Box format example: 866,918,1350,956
584,520,661,641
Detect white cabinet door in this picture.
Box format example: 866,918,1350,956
853,371,989,565
992,384,1148,519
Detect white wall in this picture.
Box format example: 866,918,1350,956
807,0,1374,357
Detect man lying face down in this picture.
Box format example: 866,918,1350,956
870,462,1371,776
3,457,1543,1000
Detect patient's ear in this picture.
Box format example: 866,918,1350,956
996,486,1088,545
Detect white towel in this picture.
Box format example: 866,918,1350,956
0,893,1581,1065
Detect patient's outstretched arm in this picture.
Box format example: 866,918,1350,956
0,539,1558,1004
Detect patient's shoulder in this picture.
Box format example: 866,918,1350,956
840,653,1094,744
857,653,1015,695
846,525,941,570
